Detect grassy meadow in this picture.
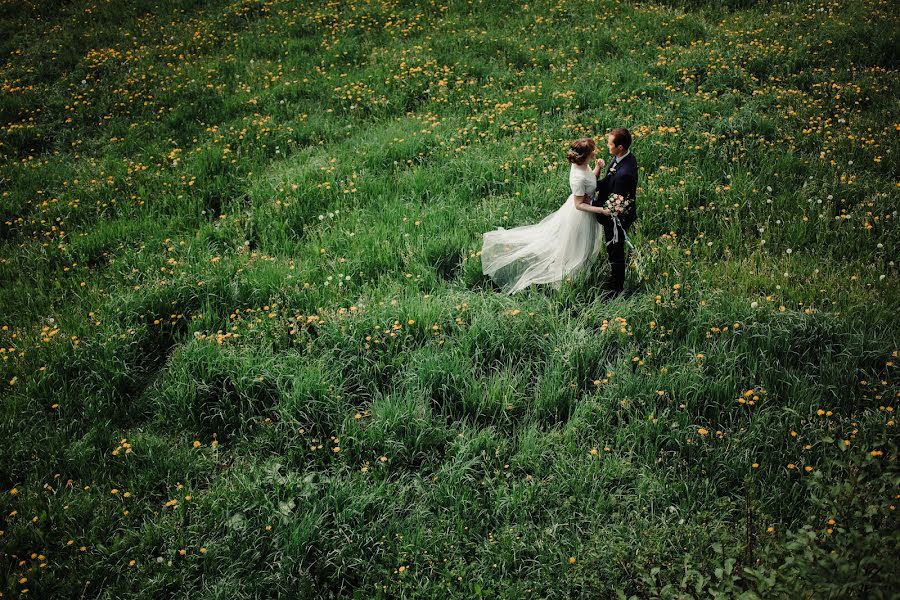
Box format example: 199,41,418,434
1,0,899,597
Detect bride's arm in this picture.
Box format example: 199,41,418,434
574,195,611,216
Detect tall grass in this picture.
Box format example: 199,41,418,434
1,0,898,597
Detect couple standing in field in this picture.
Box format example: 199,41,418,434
481,128,638,299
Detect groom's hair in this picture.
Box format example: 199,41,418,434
609,128,632,151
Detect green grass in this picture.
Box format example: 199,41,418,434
1,0,898,597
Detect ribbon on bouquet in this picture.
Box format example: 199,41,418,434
607,215,635,250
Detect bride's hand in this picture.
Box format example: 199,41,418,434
596,159,605,170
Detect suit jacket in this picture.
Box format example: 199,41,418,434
593,152,638,230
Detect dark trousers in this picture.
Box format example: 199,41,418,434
599,216,627,291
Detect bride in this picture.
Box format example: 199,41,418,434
481,137,609,294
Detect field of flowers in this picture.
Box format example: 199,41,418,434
1,0,898,597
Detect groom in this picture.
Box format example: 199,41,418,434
592,128,638,299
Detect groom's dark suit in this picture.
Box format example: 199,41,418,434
592,152,638,293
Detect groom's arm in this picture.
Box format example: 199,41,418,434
610,167,636,200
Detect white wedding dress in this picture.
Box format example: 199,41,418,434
481,164,601,294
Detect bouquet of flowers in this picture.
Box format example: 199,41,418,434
603,193,643,278
606,193,633,219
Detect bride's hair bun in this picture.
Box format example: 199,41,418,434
566,137,595,165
